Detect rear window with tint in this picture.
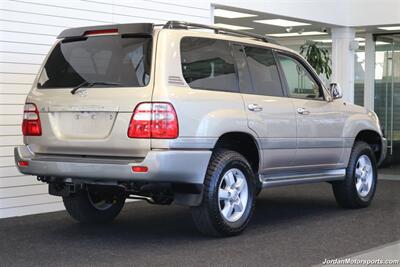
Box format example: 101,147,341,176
180,37,239,92
37,35,152,88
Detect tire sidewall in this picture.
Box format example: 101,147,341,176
63,189,125,223
207,154,255,231
349,144,378,205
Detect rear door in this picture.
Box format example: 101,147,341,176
276,52,346,171
232,44,297,173
25,27,155,157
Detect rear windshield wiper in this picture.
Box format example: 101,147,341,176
71,81,122,94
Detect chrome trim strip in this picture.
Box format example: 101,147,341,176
260,138,296,149
344,137,355,148
48,105,119,112
169,138,217,149
297,138,343,149
260,138,349,150
170,137,354,150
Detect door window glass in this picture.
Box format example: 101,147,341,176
278,54,322,99
244,46,283,96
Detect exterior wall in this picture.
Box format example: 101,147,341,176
0,0,211,218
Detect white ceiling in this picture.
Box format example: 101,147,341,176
212,0,400,27
213,4,400,46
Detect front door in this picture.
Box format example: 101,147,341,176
276,53,346,171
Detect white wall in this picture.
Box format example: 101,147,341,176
0,0,211,218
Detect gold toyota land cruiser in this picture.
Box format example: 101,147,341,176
15,21,386,236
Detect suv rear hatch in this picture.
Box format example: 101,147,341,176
25,24,155,158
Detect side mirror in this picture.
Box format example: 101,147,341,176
329,82,343,99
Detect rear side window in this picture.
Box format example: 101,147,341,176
243,46,283,97
180,37,238,92
37,35,152,89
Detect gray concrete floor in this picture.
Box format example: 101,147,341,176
379,164,400,181
0,175,399,267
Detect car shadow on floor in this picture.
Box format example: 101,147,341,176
47,184,344,242
1,181,398,267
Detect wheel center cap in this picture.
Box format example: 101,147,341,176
230,190,239,202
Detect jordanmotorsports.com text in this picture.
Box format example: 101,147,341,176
322,258,400,265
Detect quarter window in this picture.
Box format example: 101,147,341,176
180,37,238,92
277,54,322,99
243,46,283,97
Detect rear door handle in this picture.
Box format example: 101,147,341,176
248,104,263,112
297,107,310,115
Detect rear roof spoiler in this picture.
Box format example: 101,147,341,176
57,23,154,39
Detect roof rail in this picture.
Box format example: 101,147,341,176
163,21,276,44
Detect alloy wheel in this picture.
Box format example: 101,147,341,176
218,168,249,222
355,155,374,198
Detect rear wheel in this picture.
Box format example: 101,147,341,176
191,149,256,237
332,141,377,208
63,188,125,223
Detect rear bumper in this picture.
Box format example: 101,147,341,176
14,146,211,185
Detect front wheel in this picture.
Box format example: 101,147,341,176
332,141,377,208
191,149,256,237
63,188,126,223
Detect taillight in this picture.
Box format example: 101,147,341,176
128,102,178,139
131,166,148,173
18,161,29,167
22,103,42,136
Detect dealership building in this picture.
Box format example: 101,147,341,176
0,1,399,262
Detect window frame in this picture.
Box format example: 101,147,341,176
234,43,286,97
179,36,240,94
275,50,329,101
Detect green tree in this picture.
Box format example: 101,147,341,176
300,42,332,79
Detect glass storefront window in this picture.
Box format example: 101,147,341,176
374,35,400,161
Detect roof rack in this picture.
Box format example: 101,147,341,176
163,21,276,44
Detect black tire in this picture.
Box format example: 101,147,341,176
191,149,256,237
332,141,377,208
63,188,125,223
